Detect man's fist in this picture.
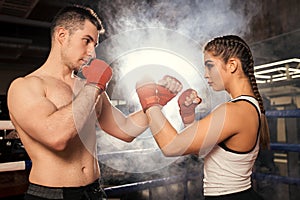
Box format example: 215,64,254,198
136,81,158,113
178,89,202,124
136,76,182,112
82,59,112,92
157,75,182,106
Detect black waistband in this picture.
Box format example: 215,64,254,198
26,179,106,200
204,187,263,200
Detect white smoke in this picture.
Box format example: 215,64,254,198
93,0,262,173
97,0,261,43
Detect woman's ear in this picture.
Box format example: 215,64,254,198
228,58,239,73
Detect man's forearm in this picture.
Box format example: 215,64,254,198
71,85,100,133
46,85,100,139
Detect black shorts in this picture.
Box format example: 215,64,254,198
204,187,264,200
24,179,107,200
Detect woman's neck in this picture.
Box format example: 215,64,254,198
227,77,254,99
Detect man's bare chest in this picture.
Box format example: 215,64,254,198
45,79,83,109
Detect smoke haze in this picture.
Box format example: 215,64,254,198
97,0,261,44
92,0,262,173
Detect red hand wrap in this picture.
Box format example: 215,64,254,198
82,59,112,91
178,89,202,124
156,85,176,106
136,83,159,112
136,75,182,112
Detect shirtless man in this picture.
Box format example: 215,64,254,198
7,5,181,200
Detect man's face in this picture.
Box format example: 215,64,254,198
61,20,99,71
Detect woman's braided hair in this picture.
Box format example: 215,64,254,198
204,35,270,149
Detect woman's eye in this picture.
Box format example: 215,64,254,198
206,63,214,69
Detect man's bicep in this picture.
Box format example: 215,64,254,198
8,78,57,136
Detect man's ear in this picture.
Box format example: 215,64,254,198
55,27,67,44
228,58,239,73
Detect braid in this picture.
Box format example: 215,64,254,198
248,66,265,114
205,35,266,113
204,35,270,149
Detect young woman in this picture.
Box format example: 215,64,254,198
136,35,269,199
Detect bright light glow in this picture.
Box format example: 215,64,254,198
271,76,287,82
254,58,300,70
256,80,267,84
255,58,300,83
94,28,230,173
255,67,288,75
288,68,300,72
255,74,271,79
116,48,200,81
110,48,207,131
292,74,300,79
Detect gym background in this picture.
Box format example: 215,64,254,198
0,0,300,199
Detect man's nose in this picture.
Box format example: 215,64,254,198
87,46,96,59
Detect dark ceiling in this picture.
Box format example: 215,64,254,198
0,0,299,96
0,0,99,72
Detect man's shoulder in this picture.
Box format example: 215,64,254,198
8,75,45,97
12,75,44,87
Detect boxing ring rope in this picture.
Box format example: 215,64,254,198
1,108,300,197
0,120,14,131
88,107,300,197
103,173,197,198
266,109,300,118
253,173,300,185
270,143,300,152
103,173,300,199
0,160,32,172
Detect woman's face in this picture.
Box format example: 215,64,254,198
203,51,227,91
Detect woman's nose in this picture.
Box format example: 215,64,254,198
204,68,209,79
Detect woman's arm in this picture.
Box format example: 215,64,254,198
146,102,239,157
97,75,183,142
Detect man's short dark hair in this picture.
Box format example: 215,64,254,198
50,5,105,37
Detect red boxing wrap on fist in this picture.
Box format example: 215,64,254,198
156,85,176,106
136,75,182,113
82,59,113,92
178,89,202,124
136,83,159,113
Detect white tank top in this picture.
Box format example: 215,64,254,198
203,95,261,196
